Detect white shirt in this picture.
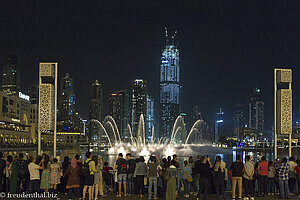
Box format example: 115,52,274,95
28,163,40,180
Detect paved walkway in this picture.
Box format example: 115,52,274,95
53,192,299,200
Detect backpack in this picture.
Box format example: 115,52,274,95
81,160,92,176
120,163,127,174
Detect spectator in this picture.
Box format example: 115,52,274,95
92,155,103,200
147,154,160,199
133,156,147,197
115,153,128,197
258,156,268,196
193,155,202,195
294,160,300,198
243,155,254,200
182,160,192,198
166,160,177,200
82,151,98,200
16,153,29,192
40,155,51,193
197,156,212,200
126,153,136,196
65,158,80,199
50,158,61,192
267,161,276,195
61,156,70,194
213,156,225,200
276,157,290,199
230,155,243,200
288,156,297,194
10,156,18,193
28,156,44,193
4,155,13,192
0,152,6,192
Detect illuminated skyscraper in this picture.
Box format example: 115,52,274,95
58,73,77,132
233,104,245,129
249,87,264,131
109,90,130,139
159,28,180,138
130,79,147,137
1,54,20,95
89,80,103,121
146,95,154,141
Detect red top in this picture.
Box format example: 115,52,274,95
103,166,113,174
258,161,268,176
295,165,300,175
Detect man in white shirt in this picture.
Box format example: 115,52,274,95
28,157,43,193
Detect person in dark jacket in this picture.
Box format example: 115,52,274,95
230,155,244,199
197,156,212,200
126,153,136,196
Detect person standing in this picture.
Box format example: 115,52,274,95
28,157,44,193
166,160,178,200
40,155,51,193
294,160,300,198
0,152,6,192
197,156,212,200
126,153,136,196
243,156,254,200
267,161,276,195
115,153,128,197
193,155,202,195
92,155,104,200
16,153,29,192
61,156,70,194
213,156,226,200
182,160,192,198
50,158,61,192
257,156,268,196
4,155,13,193
276,157,290,199
82,151,98,200
287,156,297,194
9,156,18,194
65,158,80,199
133,156,147,197
147,154,160,199
230,155,243,200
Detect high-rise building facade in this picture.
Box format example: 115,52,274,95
159,29,180,138
146,95,154,141
58,73,76,132
109,90,130,139
130,79,147,137
249,87,264,131
1,54,20,95
28,83,39,104
89,80,103,121
233,104,245,129
215,108,225,143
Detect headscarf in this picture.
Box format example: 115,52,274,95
71,158,77,169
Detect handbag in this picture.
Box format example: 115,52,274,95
185,167,193,182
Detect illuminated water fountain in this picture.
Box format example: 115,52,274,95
90,114,229,157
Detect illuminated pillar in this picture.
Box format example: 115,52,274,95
274,69,292,159
38,63,58,157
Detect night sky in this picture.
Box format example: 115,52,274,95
1,1,300,129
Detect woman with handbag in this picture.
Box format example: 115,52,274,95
182,160,192,198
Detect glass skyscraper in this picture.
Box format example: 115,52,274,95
249,87,264,131
146,95,154,141
159,29,180,138
1,54,20,95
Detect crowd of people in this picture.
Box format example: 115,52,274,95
0,151,299,200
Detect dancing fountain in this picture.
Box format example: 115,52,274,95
89,114,229,157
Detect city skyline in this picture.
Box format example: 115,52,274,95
1,2,300,130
